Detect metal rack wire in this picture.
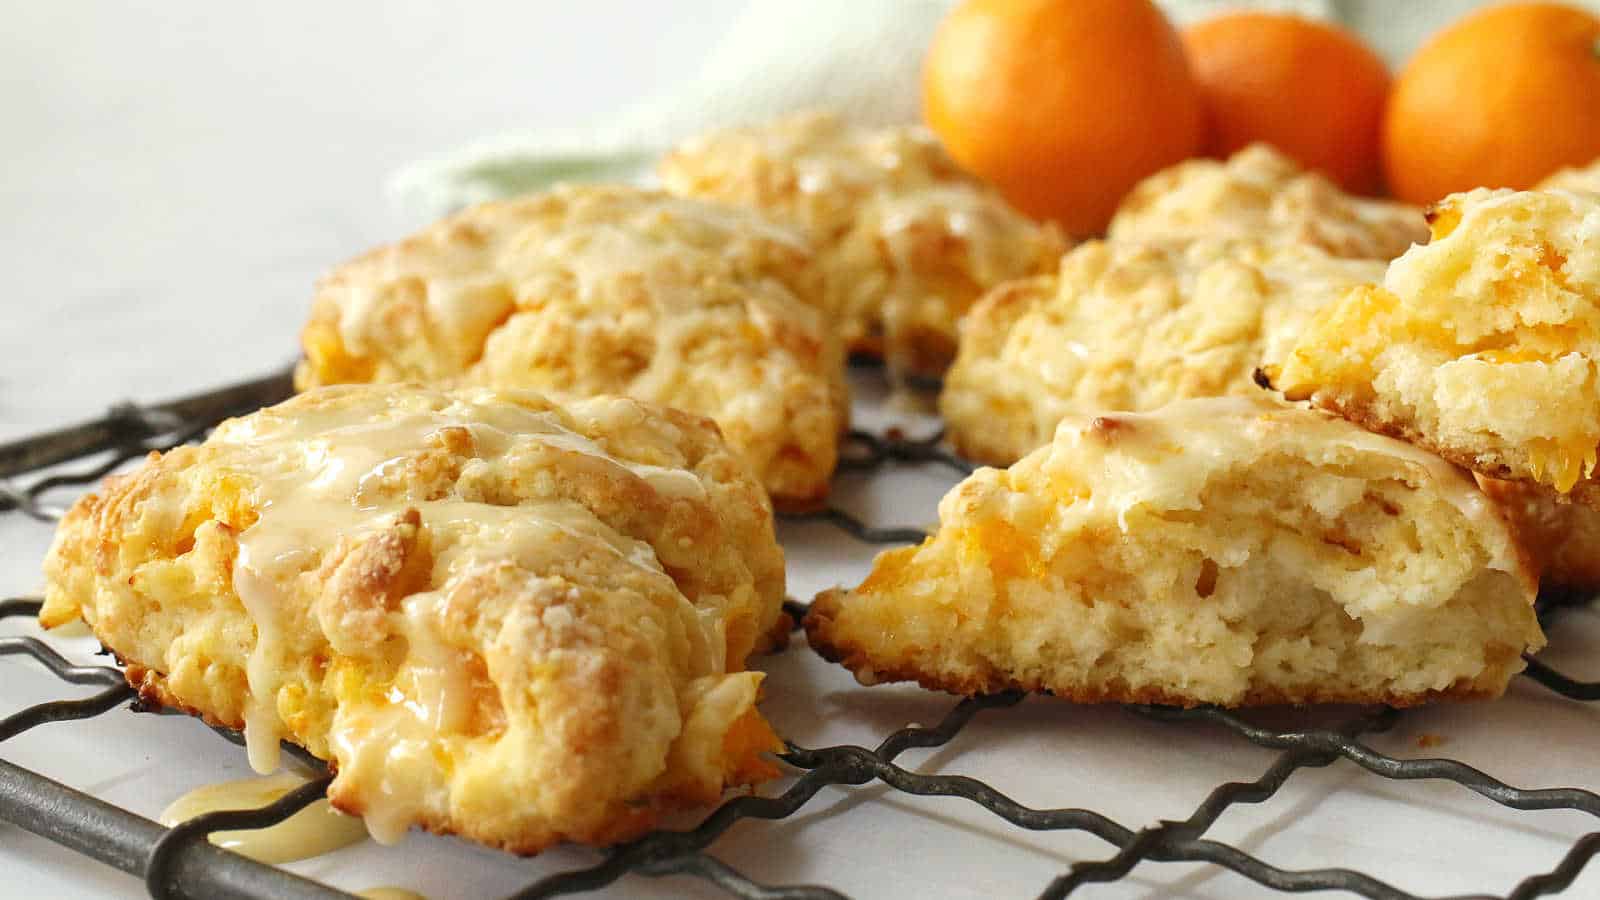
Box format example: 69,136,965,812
3,370,1600,900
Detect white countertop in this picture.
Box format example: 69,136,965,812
4,4,1600,899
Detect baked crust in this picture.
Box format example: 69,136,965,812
1268,188,1600,506
1109,144,1427,261
807,397,1543,708
41,384,787,853
658,111,1067,377
941,238,1386,466
294,184,847,508
809,589,1506,707
1477,475,1600,592
1540,157,1600,195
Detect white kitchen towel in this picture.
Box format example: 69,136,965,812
390,0,1596,219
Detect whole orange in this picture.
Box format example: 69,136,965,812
1182,12,1390,194
1384,2,1600,204
923,0,1203,236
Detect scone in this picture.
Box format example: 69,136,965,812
807,397,1543,707
1108,144,1428,260
40,384,787,853
1477,476,1600,592
941,238,1386,466
1540,157,1600,194
295,184,847,508
658,111,1068,377
1268,188,1600,505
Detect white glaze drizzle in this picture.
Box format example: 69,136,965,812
222,390,700,787
356,889,428,900
158,773,367,864
1049,396,1516,571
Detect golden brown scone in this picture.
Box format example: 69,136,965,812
1477,475,1600,592
941,238,1386,466
295,184,846,508
41,384,787,853
658,111,1068,377
808,396,1543,708
1109,144,1428,260
1268,188,1600,505
1540,157,1600,194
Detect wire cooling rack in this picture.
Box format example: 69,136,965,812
3,369,1600,900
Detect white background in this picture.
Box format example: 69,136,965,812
4,4,1600,899
0,2,746,441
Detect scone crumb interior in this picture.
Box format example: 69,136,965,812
808,397,1543,708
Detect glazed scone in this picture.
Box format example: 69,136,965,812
1269,189,1600,505
941,238,1387,465
295,184,847,507
808,397,1543,707
658,111,1067,377
1478,476,1600,592
1108,144,1427,260
40,384,787,853
1540,157,1600,194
